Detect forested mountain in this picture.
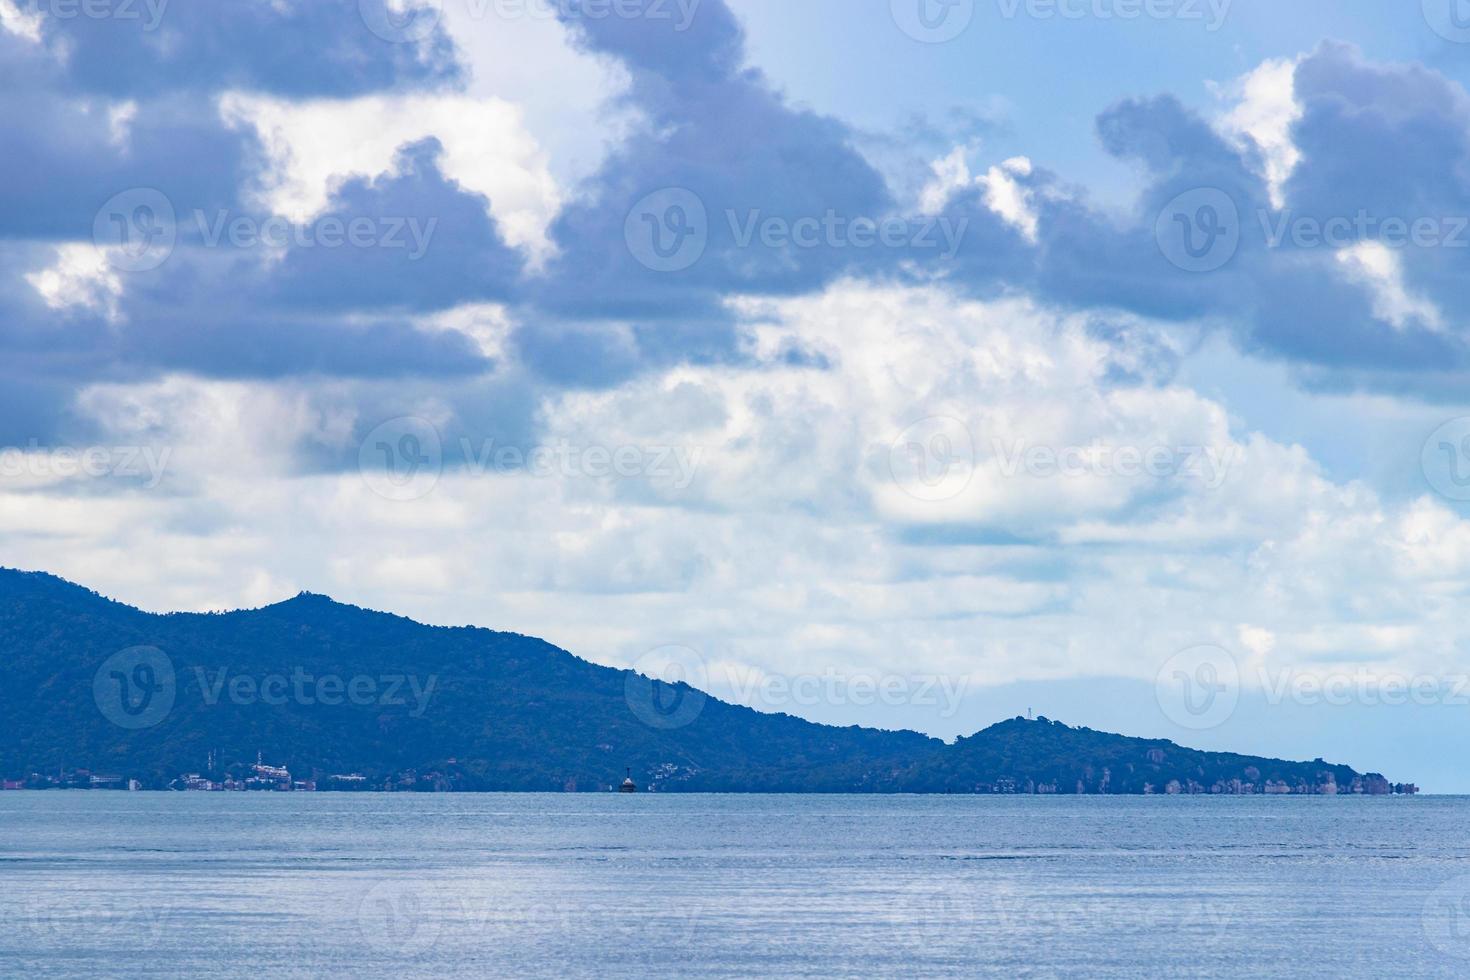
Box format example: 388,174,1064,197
0,569,1414,794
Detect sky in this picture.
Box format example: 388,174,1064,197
5,0,1470,788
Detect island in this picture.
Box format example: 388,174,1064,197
0,568,1418,795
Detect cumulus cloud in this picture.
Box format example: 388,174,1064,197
222,92,562,265
10,283,1469,717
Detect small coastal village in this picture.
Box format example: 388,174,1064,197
2,756,625,793
974,774,1418,796
1,754,454,793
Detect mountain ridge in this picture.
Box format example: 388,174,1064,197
0,568,1417,794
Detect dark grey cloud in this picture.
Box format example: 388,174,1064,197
7,2,1470,456
17,0,461,98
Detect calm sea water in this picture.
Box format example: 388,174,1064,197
2,793,1469,978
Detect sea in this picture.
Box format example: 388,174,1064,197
1,793,1467,978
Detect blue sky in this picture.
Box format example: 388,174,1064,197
735,1,1424,197
6,0,1470,787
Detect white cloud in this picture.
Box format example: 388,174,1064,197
1215,57,1303,209
1335,241,1445,332
437,1,634,189
979,156,1037,243
919,149,1037,242
0,0,43,42
216,11,633,271
919,146,971,215
108,100,138,149
24,243,123,319
221,92,563,267
414,303,515,361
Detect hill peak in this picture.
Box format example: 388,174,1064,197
245,588,435,637
270,590,341,608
